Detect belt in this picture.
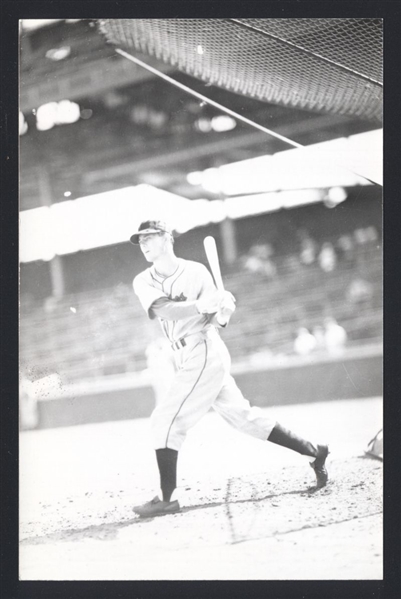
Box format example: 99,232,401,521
171,329,215,351
171,337,187,351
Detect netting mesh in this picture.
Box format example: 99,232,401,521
99,18,382,122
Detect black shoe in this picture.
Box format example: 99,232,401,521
310,445,329,488
133,496,181,518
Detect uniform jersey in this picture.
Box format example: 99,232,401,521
134,256,276,452
133,258,218,344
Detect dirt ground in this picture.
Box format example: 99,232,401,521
19,397,383,580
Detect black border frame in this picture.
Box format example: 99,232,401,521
1,1,400,598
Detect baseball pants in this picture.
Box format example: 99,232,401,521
151,329,277,450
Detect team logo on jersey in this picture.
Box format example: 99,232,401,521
172,292,187,302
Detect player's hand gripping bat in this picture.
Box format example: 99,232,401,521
203,237,236,318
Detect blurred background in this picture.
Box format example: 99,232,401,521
18,19,383,431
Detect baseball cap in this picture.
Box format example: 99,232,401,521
130,220,173,244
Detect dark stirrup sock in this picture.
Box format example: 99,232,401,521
156,448,178,502
268,424,317,458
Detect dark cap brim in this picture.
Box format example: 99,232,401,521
130,227,166,244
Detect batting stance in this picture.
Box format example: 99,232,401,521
131,220,329,517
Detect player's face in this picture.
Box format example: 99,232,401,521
139,232,167,262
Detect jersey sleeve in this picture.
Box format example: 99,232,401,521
150,297,199,321
133,272,167,317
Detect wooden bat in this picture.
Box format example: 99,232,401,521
203,236,225,292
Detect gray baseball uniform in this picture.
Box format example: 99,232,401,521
134,258,276,450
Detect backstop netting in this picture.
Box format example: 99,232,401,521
99,18,383,123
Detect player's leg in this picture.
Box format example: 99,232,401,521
213,375,329,487
268,424,329,487
212,374,277,439
132,448,181,518
134,339,225,517
151,339,225,450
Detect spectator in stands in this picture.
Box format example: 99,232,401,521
323,317,347,356
354,226,378,246
293,327,317,356
354,226,380,262
364,226,379,244
243,243,277,278
298,229,318,266
336,234,355,264
312,325,326,352
346,278,374,304
318,242,337,272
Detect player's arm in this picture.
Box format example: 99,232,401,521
149,294,235,326
133,274,167,318
208,292,236,327
148,293,225,319
134,270,217,321
134,266,235,323
149,297,200,320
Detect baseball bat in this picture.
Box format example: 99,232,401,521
203,236,225,292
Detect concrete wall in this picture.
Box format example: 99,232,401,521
35,350,382,430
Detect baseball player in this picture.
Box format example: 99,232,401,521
130,220,329,518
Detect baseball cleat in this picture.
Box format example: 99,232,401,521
133,495,181,518
309,444,329,488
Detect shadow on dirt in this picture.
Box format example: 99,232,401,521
21,482,330,546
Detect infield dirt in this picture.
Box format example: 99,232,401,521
20,397,382,580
